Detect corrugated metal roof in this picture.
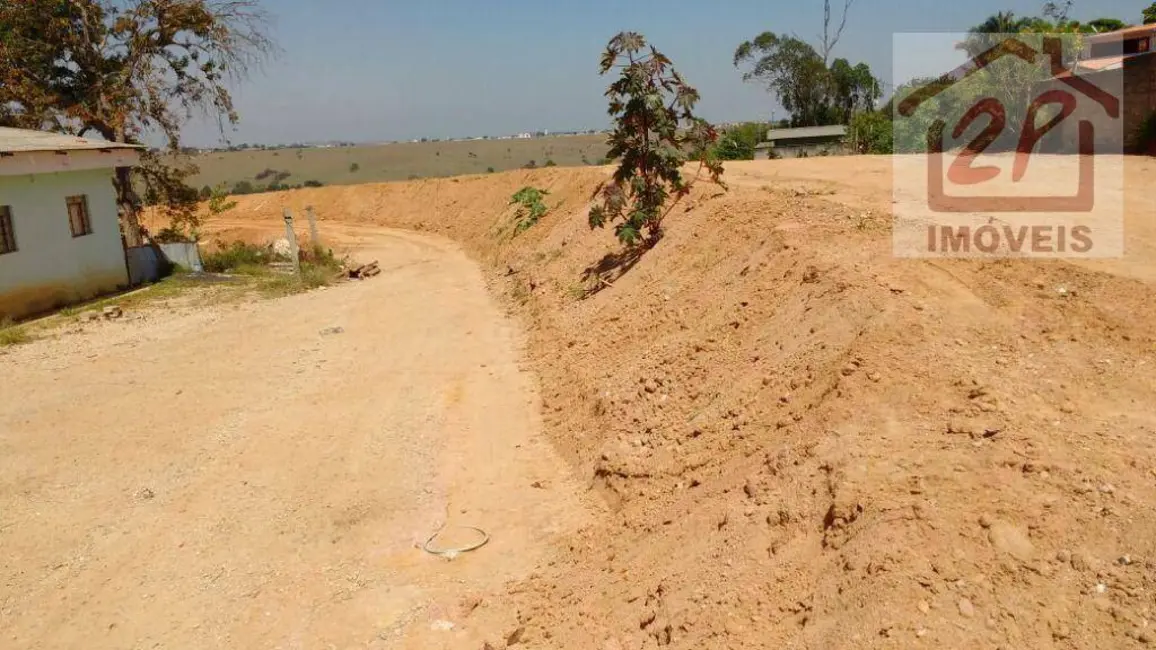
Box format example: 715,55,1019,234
0,127,143,154
764,125,847,141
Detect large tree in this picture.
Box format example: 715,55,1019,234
1145,3,1156,25
0,0,273,244
733,34,880,127
829,58,881,123
734,0,879,127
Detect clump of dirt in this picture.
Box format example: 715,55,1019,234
211,159,1156,649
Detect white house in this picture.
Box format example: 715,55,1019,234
0,128,142,321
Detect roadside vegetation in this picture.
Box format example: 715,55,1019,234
202,240,344,293
589,31,725,250
0,319,30,347
509,187,551,234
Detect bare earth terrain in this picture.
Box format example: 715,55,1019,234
7,156,1156,649
1,229,594,649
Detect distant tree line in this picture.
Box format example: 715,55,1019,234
193,178,324,201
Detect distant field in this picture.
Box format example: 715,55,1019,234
185,134,610,191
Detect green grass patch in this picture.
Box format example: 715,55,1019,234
255,263,340,297
203,241,282,273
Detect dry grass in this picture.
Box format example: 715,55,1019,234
0,319,31,347
185,134,609,190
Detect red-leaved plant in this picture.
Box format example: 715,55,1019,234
590,32,725,248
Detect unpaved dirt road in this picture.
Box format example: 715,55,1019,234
0,229,593,649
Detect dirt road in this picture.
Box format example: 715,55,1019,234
0,229,593,649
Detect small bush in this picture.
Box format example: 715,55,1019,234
0,320,30,347
231,180,256,195
589,32,724,248
544,159,557,167
303,180,324,188
524,160,538,169
510,186,550,234
847,111,893,154
487,167,496,173
712,122,767,160
202,241,276,273
300,263,336,289
350,162,360,173
300,243,340,268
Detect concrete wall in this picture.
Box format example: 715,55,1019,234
757,140,845,159
0,168,128,320
158,242,204,273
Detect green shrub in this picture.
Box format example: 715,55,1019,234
299,243,340,268
510,186,550,234
300,263,336,289
847,111,893,154
202,241,276,273
231,180,255,195
713,122,767,160
544,159,557,167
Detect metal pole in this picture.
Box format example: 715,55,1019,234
305,205,321,249
283,208,300,275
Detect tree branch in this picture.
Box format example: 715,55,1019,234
822,0,855,64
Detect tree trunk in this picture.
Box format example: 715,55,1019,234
114,165,144,247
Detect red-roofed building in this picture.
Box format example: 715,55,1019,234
1054,24,1156,151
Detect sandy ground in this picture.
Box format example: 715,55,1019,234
8,156,1156,649
0,229,594,649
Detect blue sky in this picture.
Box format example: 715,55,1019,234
186,0,1151,146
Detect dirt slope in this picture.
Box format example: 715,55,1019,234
182,157,1156,648
0,230,594,649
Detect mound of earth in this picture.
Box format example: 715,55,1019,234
200,157,1156,649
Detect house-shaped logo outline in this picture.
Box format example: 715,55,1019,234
897,36,1121,212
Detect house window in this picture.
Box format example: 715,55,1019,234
0,206,15,254
66,195,92,237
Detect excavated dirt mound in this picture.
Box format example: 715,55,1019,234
188,158,1156,649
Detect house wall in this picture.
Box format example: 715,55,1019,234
1123,53,1156,150
758,137,846,159
0,168,128,320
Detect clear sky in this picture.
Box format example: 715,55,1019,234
185,0,1151,146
